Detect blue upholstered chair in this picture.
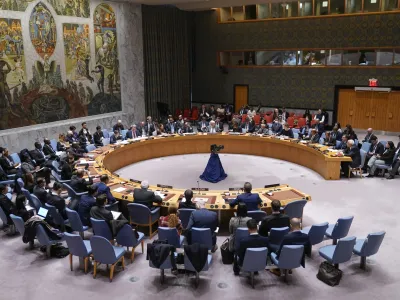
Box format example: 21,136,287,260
301,222,329,254
64,232,92,273
127,203,160,238
90,218,113,241
177,208,195,228
374,154,399,177
51,160,62,174
103,138,110,146
36,224,63,258
268,227,290,252
63,183,87,200
349,149,367,178
234,227,250,252
21,187,33,206
241,247,268,288
86,144,96,152
271,245,305,282
102,129,110,138
10,214,25,235
45,203,69,230
121,130,128,138
319,236,356,268
105,201,119,212
10,153,21,164
192,227,213,250
158,227,184,248
247,210,267,222
184,250,213,287
116,224,145,263
149,252,176,284
361,142,371,152
50,139,58,152
90,236,126,282
282,200,307,225
51,170,70,184
0,207,15,234
66,208,89,238
325,216,354,244
353,231,385,269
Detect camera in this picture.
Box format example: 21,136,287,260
210,144,224,153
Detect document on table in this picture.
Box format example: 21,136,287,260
80,159,95,164
111,211,122,220
193,197,208,203
154,191,166,199
113,187,126,193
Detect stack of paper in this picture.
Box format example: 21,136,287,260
113,187,126,193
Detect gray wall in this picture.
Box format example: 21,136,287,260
192,11,400,110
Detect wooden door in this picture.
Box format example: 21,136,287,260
370,92,389,130
386,92,400,132
234,85,248,112
337,90,355,126
352,91,371,129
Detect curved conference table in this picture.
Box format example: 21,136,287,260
81,133,350,218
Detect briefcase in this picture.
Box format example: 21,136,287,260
220,238,234,264
316,261,342,286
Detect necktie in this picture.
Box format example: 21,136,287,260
133,131,136,138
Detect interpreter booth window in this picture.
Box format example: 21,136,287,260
376,49,394,66
326,50,343,65
330,0,345,13
219,52,231,66
271,3,281,18
343,50,361,65
346,0,363,13
315,0,329,15
394,49,400,65
283,51,297,65
256,51,283,65
281,2,299,17
245,5,257,19
232,6,245,21
358,50,376,65
232,52,245,66
257,4,271,19
381,0,399,11
220,7,232,22
244,52,256,65
299,1,313,16
364,0,380,12
298,50,326,65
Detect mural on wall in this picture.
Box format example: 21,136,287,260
0,0,34,11
0,1,122,131
29,2,57,59
91,3,121,115
63,23,91,81
48,0,90,18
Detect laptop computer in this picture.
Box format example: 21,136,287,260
37,207,49,220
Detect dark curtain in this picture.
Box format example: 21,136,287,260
142,5,193,120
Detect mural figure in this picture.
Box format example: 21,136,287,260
29,2,57,59
0,0,34,11
48,0,90,18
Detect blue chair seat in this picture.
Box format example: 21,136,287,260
318,245,336,261
113,245,126,260
325,224,335,237
83,240,92,254
353,239,364,255
300,226,311,234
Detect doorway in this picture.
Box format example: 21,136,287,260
234,85,249,112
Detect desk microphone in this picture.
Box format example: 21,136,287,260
197,180,200,194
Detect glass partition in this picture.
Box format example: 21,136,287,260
299,1,313,16
244,52,256,65
256,51,283,65
232,6,245,21
283,51,298,65
315,0,329,15
364,0,380,12
298,50,326,65
346,0,363,13
257,4,271,18
330,0,346,13
376,49,394,65
326,50,343,65
231,52,244,65
245,5,257,19
381,0,399,11
395,49,400,65
220,7,232,22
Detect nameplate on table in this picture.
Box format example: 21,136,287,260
113,187,126,193
192,188,209,191
130,179,142,184
193,197,208,203
157,184,173,189
112,173,120,177
264,183,280,188
228,187,242,191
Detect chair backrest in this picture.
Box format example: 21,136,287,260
332,236,356,264
66,207,84,232
297,118,306,128
360,149,367,167
105,201,119,212
332,216,354,239
121,130,128,138
242,247,268,272
276,245,304,269
158,227,181,248
287,117,294,127
10,153,21,164
10,214,25,235
247,210,267,222
127,203,151,225
192,227,213,250
102,129,109,138
90,236,118,264
177,208,195,228
30,194,42,211
234,227,250,251
90,218,113,240
284,200,307,219
253,114,261,125
21,188,32,204
360,231,386,257
45,203,65,226
63,183,77,198
269,227,290,245
103,138,110,145
52,160,60,171
0,206,8,225
265,114,273,124
306,222,329,245
36,224,52,245
86,144,96,152
64,232,90,257
361,142,371,152
116,224,138,247
17,178,24,188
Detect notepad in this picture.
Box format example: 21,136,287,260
113,187,126,193
111,211,122,220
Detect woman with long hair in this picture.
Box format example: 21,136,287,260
228,202,251,252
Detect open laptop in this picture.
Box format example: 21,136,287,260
37,207,49,220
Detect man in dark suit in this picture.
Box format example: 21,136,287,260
179,189,196,209
113,120,124,132
186,200,218,251
259,200,290,237
0,184,14,224
256,123,269,135
199,104,209,120
125,124,141,139
215,117,224,132
110,130,123,144
230,182,262,211
313,119,325,136
70,169,93,193
78,122,92,142
197,117,209,133
304,129,320,143
68,142,86,160
46,182,68,220
362,135,384,171
241,117,255,133
93,126,104,147
181,122,194,133
335,135,349,150
133,180,162,210
165,117,178,134
388,136,400,180
42,138,58,160
144,116,155,136
33,177,48,206
238,105,247,116
96,174,116,203
31,142,48,166
271,118,283,135
362,128,374,143
234,219,269,275
341,139,362,178
0,147,18,175
79,185,98,226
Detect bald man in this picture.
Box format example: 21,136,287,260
362,128,374,143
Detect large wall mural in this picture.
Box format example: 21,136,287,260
0,2,123,131
0,0,34,11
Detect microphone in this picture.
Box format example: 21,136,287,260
197,180,200,194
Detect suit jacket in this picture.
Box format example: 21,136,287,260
144,122,155,135
133,188,162,210
90,205,113,222
256,127,269,134
0,156,15,173
113,124,125,132
239,108,248,115
309,134,320,144
30,149,47,166
324,136,336,146
57,142,66,152
199,108,209,119
237,234,269,265
165,122,178,134
61,161,74,180
125,129,141,139
93,131,104,146
344,145,361,167
336,141,347,150
276,231,311,267
46,193,67,219
181,126,193,133
241,122,255,133
96,182,116,203
314,123,325,136
70,175,92,193
230,193,262,211
43,144,57,159
67,147,85,160
186,208,218,232
78,134,90,148
380,148,396,164
0,194,15,224
271,123,283,134
65,135,78,144
198,121,209,132
279,129,294,138
33,185,48,205
215,122,223,131
363,133,373,143
179,200,196,209
78,129,92,141
207,125,220,133
78,195,96,226
368,142,384,156
331,131,342,141
110,134,123,144
258,213,290,237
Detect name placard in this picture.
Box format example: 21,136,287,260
192,188,209,191
228,187,242,191
130,179,142,184
157,184,173,189
264,183,280,188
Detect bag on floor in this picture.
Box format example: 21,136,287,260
220,238,234,264
317,261,342,286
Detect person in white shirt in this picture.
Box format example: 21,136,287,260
207,120,219,134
